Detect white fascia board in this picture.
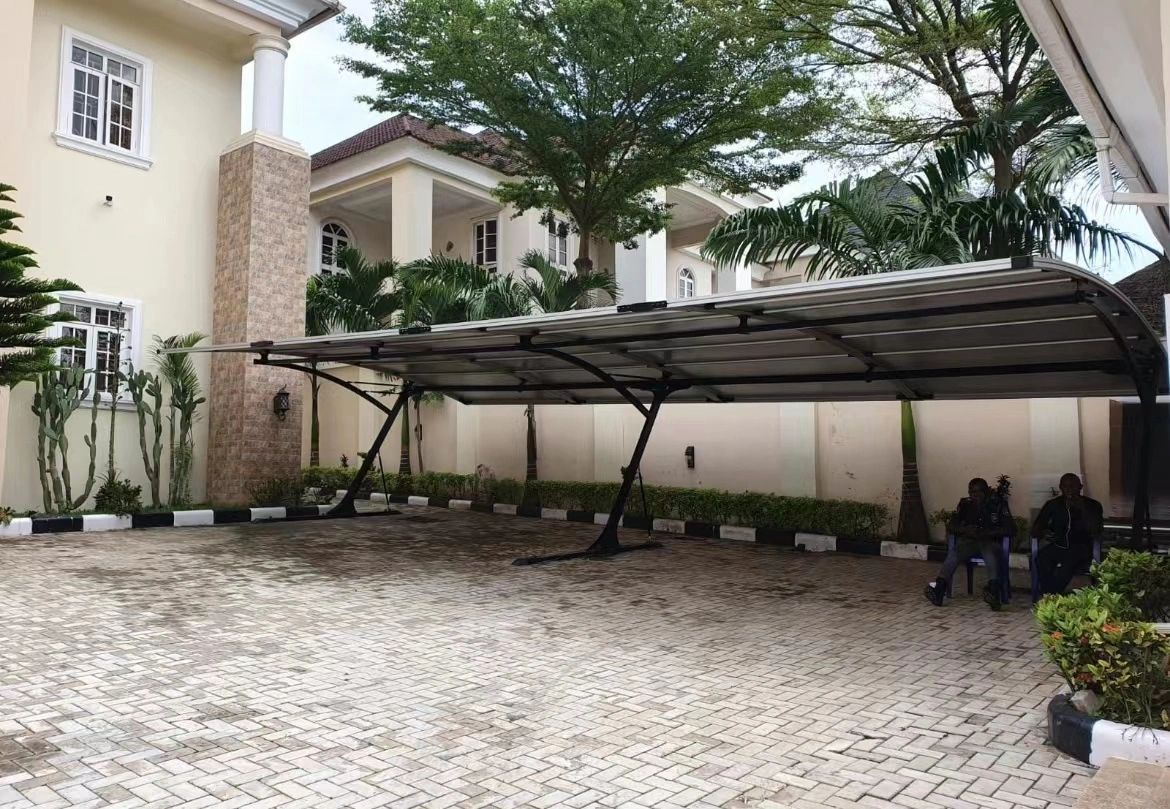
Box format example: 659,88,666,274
312,139,504,205
214,0,341,38
1017,0,1170,250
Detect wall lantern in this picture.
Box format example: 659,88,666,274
684,445,695,469
273,386,290,420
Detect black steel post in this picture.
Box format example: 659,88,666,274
330,386,412,517
1132,381,1156,550
513,386,670,565
589,389,668,553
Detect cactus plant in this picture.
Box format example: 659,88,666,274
32,367,99,513
124,365,164,508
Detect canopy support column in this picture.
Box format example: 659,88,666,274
513,385,669,565
262,358,414,517
330,386,413,516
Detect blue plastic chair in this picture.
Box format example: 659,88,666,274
946,534,1012,603
1029,537,1102,603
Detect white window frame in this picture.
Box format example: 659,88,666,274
473,217,499,271
319,220,353,276
51,292,143,407
547,217,570,268
55,27,153,171
678,267,696,299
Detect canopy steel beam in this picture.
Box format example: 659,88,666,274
412,359,1131,395
519,341,650,416
723,307,924,400
513,385,669,565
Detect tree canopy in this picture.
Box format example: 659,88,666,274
0,184,84,387
341,0,833,273
765,0,1082,192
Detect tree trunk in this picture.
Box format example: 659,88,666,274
413,397,425,474
521,404,539,507
572,224,593,277
897,400,931,543
309,377,320,467
525,405,538,481
398,402,412,476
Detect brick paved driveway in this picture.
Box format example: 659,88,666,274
0,508,1093,809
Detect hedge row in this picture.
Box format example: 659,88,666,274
300,467,891,540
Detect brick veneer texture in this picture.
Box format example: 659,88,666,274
209,140,309,505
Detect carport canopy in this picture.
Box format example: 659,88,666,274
189,256,1167,561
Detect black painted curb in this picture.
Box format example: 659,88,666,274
1047,694,1096,766
13,505,404,537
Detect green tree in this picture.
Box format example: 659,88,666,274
305,247,401,467
341,0,831,274
702,147,1153,541
770,0,1079,192
0,184,84,386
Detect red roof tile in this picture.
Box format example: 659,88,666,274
311,114,520,174
1116,258,1169,336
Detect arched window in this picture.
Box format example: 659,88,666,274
677,267,696,299
320,222,352,275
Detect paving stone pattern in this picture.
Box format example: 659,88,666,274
0,508,1094,809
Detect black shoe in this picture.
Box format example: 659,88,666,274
924,577,946,607
983,581,1003,612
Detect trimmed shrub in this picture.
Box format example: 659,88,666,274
299,468,891,540
94,474,143,516
247,474,331,507
1036,587,1170,729
1092,550,1170,622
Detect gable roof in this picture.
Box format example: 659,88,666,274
311,114,521,174
1116,258,1169,336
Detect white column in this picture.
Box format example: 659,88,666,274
778,403,818,496
390,164,434,261
615,189,667,304
1029,399,1083,511
716,261,752,295
251,34,289,136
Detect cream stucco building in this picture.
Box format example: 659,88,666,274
1,0,338,509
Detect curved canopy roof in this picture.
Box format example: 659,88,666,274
194,257,1167,406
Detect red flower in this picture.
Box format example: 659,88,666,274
1102,624,1120,633
1076,672,1093,682
1050,632,1063,640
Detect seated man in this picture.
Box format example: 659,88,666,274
1032,473,1104,596
924,478,1012,610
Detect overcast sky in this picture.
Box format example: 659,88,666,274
253,4,1159,282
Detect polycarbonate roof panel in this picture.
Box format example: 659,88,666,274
189,258,1168,406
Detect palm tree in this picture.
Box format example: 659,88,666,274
702,145,1155,542
516,250,618,482
398,250,617,483
304,247,401,467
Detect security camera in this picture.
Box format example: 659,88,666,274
104,195,113,206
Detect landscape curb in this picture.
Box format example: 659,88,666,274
0,504,401,538
1048,693,1170,767
360,491,1034,569
0,490,1032,571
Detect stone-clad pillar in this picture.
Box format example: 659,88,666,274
208,132,309,504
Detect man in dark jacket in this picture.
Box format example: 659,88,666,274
1032,473,1104,595
924,478,1013,610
